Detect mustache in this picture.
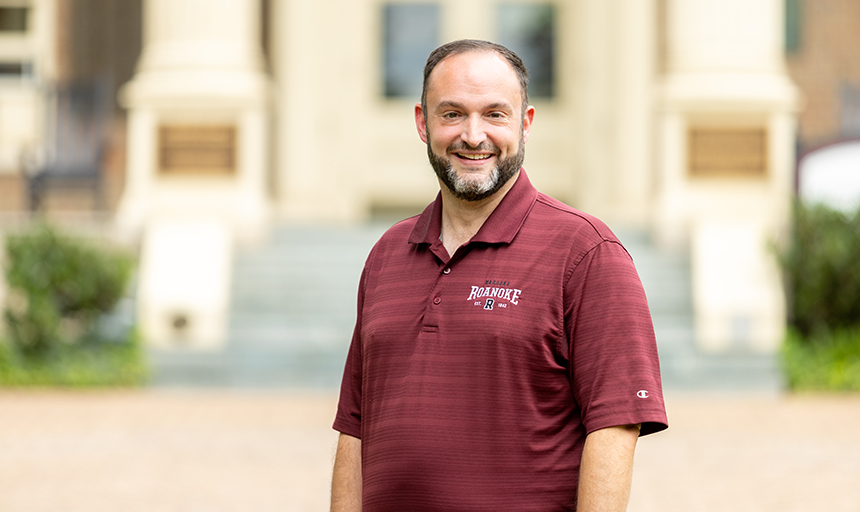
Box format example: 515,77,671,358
446,141,500,154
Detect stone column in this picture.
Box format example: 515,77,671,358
574,0,655,228
117,0,270,236
655,0,798,353
117,0,271,349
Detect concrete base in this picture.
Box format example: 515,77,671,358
137,219,232,350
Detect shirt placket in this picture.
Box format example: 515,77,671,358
421,263,452,333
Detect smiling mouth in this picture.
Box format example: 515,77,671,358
456,153,494,161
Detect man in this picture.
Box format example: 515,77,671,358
331,39,667,511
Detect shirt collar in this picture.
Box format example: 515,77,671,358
408,168,539,246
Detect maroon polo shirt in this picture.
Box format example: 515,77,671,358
334,170,667,511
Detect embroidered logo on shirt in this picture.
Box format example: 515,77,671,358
637,390,650,399
467,280,522,310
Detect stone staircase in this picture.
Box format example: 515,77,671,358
618,230,783,393
150,224,783,392
148,223,388,388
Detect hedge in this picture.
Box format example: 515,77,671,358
777,201,860,391
1,224,146,386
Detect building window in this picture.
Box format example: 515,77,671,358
497,3,555,99
1,7,31,80
0,62,31,78
785,0,801,54
383,3,440,98
0,7,28,32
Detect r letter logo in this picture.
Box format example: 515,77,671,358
484,299,495,311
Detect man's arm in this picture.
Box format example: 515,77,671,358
331,433,362,512
577,424,640,512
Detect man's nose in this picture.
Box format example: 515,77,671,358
461,115,487,148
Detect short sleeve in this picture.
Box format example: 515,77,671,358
332,264,368,439
565,241,668,436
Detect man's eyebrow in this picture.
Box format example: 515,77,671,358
434,101,465,111
484,102,515,112
434,101,514,112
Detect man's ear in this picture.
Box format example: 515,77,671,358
522,105,535,144
415,102,428,144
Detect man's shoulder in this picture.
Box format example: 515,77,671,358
366,215,421,259
378,215,420,243
529,192,618,245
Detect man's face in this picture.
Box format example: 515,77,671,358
415,51,534,202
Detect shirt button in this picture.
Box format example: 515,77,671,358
442,268,451,274
433,297,442,305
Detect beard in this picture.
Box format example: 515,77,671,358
427,133,526,202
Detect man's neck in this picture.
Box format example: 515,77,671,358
438,170,520,258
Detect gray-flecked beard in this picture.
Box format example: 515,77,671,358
427,134,525,202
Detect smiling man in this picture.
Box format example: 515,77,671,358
420,44,529,206
331,40,668,512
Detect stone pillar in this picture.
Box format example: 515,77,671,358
117,0,270,238
117,0,271,349
574,0,655,228
655,0,798,353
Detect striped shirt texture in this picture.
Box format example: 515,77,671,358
334,170,668,511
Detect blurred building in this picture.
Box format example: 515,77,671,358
786,0,860,213
785,0,860,150
6,0,851,373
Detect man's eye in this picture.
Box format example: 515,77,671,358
443,112,460,119
488,112,504,119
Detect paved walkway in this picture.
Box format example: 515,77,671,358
1,390,859,511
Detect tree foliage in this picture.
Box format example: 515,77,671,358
777,202,860,338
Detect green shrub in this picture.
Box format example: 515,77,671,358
3,224,133,356
777,202,860,337
776,201,860,391
1,224,146,386
783,327,860,392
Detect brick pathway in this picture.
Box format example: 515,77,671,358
1,390,858,511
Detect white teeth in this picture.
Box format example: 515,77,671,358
459,153,492,160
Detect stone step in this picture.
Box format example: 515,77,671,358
150,341,782,391
148,224,783,393
659,351,783,392
652,314,696,352
229,298,355,314
227,321,353,350
147,347,347,388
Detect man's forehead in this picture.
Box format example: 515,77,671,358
433,49,513,70
426,50,522,102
